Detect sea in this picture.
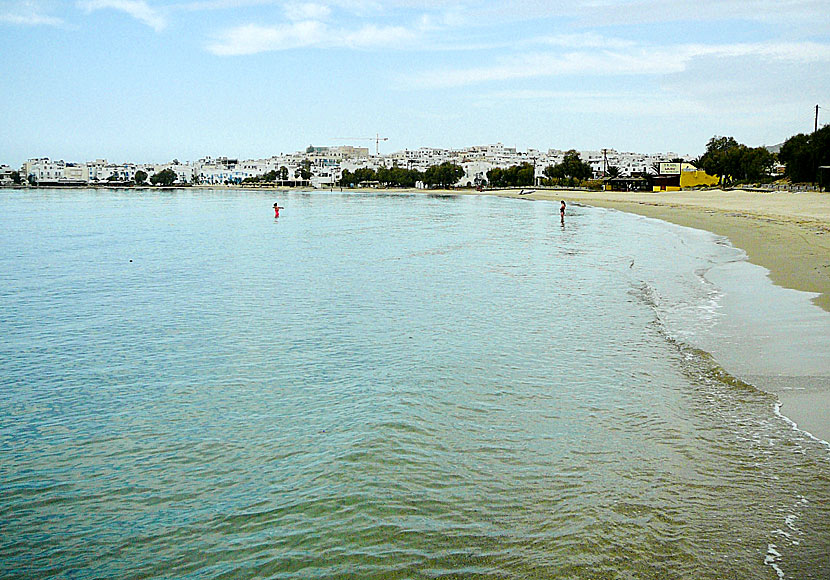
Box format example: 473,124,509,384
1,188,829,579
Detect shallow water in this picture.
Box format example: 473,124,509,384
1,188,828,579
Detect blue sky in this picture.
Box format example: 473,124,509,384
2,0,829,166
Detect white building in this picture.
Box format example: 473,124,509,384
0,164,16,185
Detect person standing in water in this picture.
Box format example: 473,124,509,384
560,200,566,216
273,202,284,218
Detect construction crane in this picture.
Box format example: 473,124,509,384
333,134,389,156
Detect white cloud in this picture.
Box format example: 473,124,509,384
172,0,280,9
403,39,830,89
341,23,412,47
208,19,415,54
0,1,63,26
531,33,637,50
77,0,166,31
284,2,331,21
207,20,326,54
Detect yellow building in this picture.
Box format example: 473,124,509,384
680,165,719,188
653,162,718,191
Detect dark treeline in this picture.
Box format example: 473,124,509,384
340,162,464,189
243,163,310,184
486,163,535,187
693,137,775,185
695,125,830,186
778,124,830,184
243,167,290,183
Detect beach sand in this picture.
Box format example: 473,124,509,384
472,187,830,442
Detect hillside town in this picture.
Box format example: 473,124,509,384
1,143,691,189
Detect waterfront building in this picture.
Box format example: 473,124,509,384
13,144,695,189
0,164,15,185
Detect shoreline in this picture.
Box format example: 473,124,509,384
477,187,830,313
473,187,830,443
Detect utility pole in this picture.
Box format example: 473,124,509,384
816,104,820,133
602,148,608,177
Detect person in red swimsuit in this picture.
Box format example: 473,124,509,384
273,202,283,217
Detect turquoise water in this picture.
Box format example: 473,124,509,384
1,188,829,579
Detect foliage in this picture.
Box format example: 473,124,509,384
377,165,424,188
696,135,774,184
422,162,464,189
542,150,593,186
134,170,148,185
486,163,535,188
10,170,21,184
341,167,375,186
150,168,177,186
779,125,830,183
299,159,313,181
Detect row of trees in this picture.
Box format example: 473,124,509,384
485,151,596,188
693,136,775,185
542,150,594,186
486,163,535,187
97,168,179,186
778,124,830,184
242,161,313,184
131,168,178,186
340,162,465,189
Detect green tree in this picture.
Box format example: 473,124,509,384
487,167,505,187
376,165,391,186
10,170,21,185
486,163,536,187
423,162,464,189
697,136,739,183
394,167,422,188
779,125,830,184
514,162,535,186
150,168,177,186
134,170,148,185
299,159,313,181
349,167,377,185
279,166,289,181
543,150,593,185
697,136,774,184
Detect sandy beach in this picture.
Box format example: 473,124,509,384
472,187,830,442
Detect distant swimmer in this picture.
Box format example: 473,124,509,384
560,200,566,215
273,202,284,218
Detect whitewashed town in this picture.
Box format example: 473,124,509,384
1,143,691,189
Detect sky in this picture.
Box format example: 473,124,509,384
1,0,829,166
